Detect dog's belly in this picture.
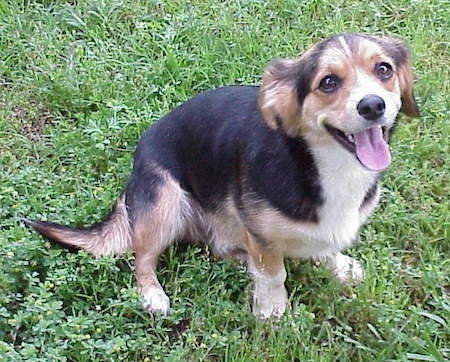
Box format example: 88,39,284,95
201,197,371,261
205,208,249,260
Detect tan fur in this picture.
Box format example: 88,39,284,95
244,232,287,317
244,231,284,276
258,59,301,136
24,195,131,256
396,51,419,117
132,172,195,297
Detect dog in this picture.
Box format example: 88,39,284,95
25,33,419,319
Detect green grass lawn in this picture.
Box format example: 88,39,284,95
1,0,449,361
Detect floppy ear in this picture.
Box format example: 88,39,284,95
383,37,419,118
258,58,300,136
397,54,419,118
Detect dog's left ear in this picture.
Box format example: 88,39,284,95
398,53,420,118
258,58,301,136
386,38,420,118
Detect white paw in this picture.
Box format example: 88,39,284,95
250,267,289,319
252,285,289,319
325,253,365,284
140,285,170,315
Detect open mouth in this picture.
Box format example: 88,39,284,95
324,124,391,171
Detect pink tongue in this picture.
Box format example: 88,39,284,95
353,127,391,171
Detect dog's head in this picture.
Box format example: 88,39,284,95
259,33,419,171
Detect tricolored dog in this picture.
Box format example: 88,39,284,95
25,33,418,318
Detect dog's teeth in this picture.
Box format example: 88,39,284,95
347,134,355,142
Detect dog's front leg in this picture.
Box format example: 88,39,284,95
245,233,288,319
323,252,365,284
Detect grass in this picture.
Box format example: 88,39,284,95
0,0,448,361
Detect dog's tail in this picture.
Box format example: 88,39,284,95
23,194,131,256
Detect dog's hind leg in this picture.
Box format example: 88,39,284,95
133,215,172,314
128,171,194,315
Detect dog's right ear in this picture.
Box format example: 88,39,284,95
259,58,308,137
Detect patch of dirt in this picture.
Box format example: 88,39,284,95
12,101,55,142
2,75,55,141
169,315,191,340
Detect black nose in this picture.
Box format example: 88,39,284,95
357,95,386,121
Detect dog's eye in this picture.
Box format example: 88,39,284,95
319,74,340,93
375,62,393,80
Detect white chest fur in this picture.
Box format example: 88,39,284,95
250,142,380,260
293,142,379,258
